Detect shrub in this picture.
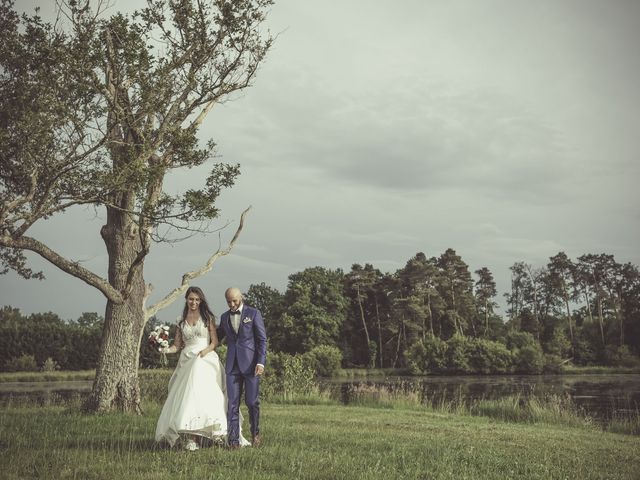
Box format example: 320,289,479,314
572,337,598,365
406,341,427,375
4,354,38,372
543,354,563,374
544,329,572,357
506,330,544,374
261,352,318,401
265,350,286,377
514,344,544,374
468,338,513,374
446,335,472,374
282,355,316,397
604,345,640,368
406,336,447,374
216,344,227,365
367,340,378,369
40,357,60,372
301,345,342,377
506,330,538,350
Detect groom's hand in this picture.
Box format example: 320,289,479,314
255,364,264,376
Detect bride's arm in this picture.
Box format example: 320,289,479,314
161,325,183,354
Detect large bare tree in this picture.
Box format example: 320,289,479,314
0,0,273,412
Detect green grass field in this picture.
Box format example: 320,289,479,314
1,369,639,479
1,400,639,480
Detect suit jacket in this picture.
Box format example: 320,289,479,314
220,305,267,375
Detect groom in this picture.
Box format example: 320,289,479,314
220,287,267,449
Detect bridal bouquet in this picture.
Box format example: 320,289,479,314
148,325,171,365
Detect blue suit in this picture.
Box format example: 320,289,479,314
220,305,267,445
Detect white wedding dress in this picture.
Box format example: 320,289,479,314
155,318,249,447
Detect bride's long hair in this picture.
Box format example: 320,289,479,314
180,286,215,328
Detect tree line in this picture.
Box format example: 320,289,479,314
0,308,102,371
244,249,640,374
2,249,638,374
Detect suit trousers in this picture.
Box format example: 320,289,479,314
226,358,260,445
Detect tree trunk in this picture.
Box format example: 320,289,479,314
616,302,624,346
582,286,595,326
595,288,606,347
450,286,459,334
607,288,624,346
561,282,574,355
426,293,434,336
469,312,477,337
356,284,371,358
393,318,403,369
421,300,426,341
484,298,489,337
374,297,383,368
526,266,541,341
85,218,146,413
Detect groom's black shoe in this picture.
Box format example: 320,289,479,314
252,434,262,448
228,443,241,450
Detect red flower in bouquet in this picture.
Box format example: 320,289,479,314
148,325,170,350
148,325,171,365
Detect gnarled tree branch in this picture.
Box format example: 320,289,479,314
144,206,251,319
0,234,123,303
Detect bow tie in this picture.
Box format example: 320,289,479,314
230,311,240,316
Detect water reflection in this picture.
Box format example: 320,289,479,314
0,381,91,407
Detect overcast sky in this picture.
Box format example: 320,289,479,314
2,0,639,323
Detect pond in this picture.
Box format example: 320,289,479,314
0,380,92,406
320,374,640,420
2,374,639,422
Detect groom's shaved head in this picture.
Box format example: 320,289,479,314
225,287,243,311
225,287,242,300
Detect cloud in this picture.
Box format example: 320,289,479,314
235,243,270,253
3,0,639,322
216,69,580,209
291,244,341,262
309,226,420,248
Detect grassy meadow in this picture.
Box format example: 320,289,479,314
1,369,640,479
1,399,639,479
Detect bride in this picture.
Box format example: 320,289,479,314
155,286,249,450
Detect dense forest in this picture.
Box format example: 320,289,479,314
2,249,638,374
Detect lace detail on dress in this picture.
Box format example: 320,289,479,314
181,318,209,344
